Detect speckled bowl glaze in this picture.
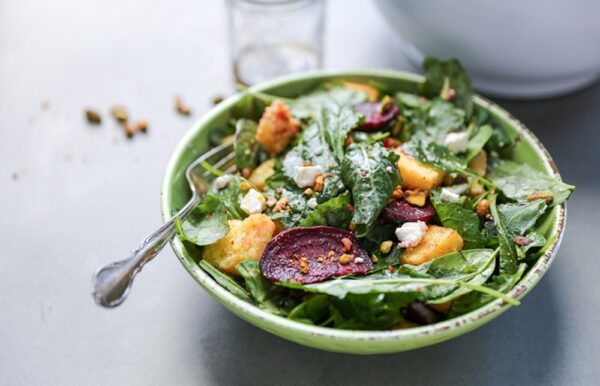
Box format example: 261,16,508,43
161,70,567,354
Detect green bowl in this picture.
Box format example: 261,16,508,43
161,70,567,354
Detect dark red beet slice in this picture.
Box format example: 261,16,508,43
381,200,436,224
260,226,372,284
355,102,399,132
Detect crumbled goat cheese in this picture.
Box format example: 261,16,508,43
294,165,323,188
354,257,365,264
306,197,318,209
440,188,461,203
444,132,469,154
214,175,232,190
395,221,428,248
240,189,266,214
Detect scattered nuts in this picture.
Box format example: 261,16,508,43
123,122,136,138
273,197,289,212
304,188,313,196
85,109,102,124
476,199,490,218
392,185,404,199
379,240,393,255
212,95,225,105
370,254,378,263
299,257,309,274
135,119,148,133
175,95,191,116
341,237,353,252
314,174,325,192
239,181,251,191
110,105,129,123
527,191,554,204
513,235,533,246
339,253,354,265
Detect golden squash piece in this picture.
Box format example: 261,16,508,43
395,149,445,191
255,100,299,155
404,189,427,207
400,225,464,266
468,150,488,177
203,214,276,275
342,81,379,102
248,159,276,191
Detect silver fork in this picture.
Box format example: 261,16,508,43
91,140,236,308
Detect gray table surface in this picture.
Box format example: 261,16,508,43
1,1,599,385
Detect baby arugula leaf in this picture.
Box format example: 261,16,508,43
422,56,474,119
300,192,352,228
449,263,527,317
198,260,251,302
465,124,493,162
490,192,519,274
431,192,486,249
489,160,575,206
234,119,260,173
342,143,400,237
236,260,287,315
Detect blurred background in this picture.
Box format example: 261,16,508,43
1,1,599,385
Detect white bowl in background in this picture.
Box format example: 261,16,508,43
374,0,600,98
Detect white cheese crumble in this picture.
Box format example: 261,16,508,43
240,189,266,214
439,188,461,203
444,132,469,154
354,257,365,264
446,183,468,195
395,221,428,248
214,175,232,190
294,165,323,188
306,197,318,209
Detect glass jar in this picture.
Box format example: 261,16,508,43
226,0,326,86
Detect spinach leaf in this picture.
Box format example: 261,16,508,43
282,122,345,201
320,104,363,162
465,124,493,161
431,193,485,249
198,260,251,302
330,292,413,330
341,143,400,236
288,295,330,325
517,231,546,260
490,193,519,274
403,138,467,174
208,176,247,220
419,99,465,144
422,56,474,118
485,125,514,156
291,87,368,119
398,249,497,303
497,200,548,236
490,160,575,206
300,192,352,228
234,119,260,172
360,223,401,269
449,263,527,317
236,260,287,315
175,197,229,246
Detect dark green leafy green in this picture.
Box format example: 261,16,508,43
175,197,229,246
517,231,546,260
450,263,527,317
341,143,400,236
403,139,467,174
288,295,330,325
320,105,363,162
234,119,260,172
465,124,493,161
300,192,352,228
282,122,345,201
497,200,548,236
236,260,287,315
490,160,575,206
431,193,485,249
422,56,474,118
291,87,368,119
490,193,519,274
208,175,247,220
198,260,251,302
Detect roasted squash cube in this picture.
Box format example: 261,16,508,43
395,149,445,191
400,225,464,265
342,81,379,102
248,159,276,191
203,214,275,274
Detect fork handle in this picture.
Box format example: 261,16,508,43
91,195,200,308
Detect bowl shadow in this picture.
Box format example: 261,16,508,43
187,268,561,386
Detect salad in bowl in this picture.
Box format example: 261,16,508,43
166,58,573,351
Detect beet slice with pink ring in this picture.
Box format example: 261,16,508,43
382,200,437,224
260,226,372,284
355,102,399,132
